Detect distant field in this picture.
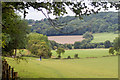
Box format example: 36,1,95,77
48,35,84,44
52,49,109,58
91,33,118,43
5,49,118,78
48,33,118,44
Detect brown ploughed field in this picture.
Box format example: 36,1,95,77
48,35,84,44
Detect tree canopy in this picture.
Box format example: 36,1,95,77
26,12,118,36
27,33,52,58
2,3,29,56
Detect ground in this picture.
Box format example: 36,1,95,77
5,49,118,78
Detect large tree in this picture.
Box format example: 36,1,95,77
27,33,52,58
56,47,65,58
2,3,29,56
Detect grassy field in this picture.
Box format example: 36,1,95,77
52,49,109,58
91,33,118,43
5,49,118,78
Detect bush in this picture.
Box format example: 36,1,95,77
67,56,71,59
97,45,105,48
104,40,112,48
83,32,94,40
58,55,61,59
67,44,72,49
74,54,79,59
74,41,81,49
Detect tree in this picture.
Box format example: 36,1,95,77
74,54,79,59
113,35,120,53
53,46,57,50
67,44,72,49
83,32,93,40
27,33,52,58
2,3,29,56
104,40,112,48
74,41,81,49
109,47,115,55
56,47,65,58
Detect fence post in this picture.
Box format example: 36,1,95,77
14,72,18,80
8,66,11,80
6,63,9,80
12,68,14,80
2,59,18,80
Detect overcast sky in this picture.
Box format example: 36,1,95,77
18,2,117,20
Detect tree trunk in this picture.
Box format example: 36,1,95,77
14,49,17,57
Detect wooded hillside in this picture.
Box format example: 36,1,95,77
27,12,118,36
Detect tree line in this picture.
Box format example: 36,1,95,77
27,12,118,36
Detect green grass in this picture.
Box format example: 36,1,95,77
91,33,118,43
5,49,118,78
52,49,109,58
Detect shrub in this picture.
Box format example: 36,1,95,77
109,47,115,55
74,54,79,59
67,56,71,59
83,32,94,40
104,40,112,48
58,55,61,59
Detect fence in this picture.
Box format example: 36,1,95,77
2,59,18,80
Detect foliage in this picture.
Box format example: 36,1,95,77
49,40,72,50
83,32,93,40
27,12,118,36
113,35,120,54
6,1,119,34
104,40,112,48
2,2,29,56
56,47,65,58
74,54,79,59
27,33,52,58
74,40,112,49
109,47,115,55
67,56,71,59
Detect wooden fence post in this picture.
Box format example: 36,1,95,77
14,72,18,80
12,68,14,80
8,66,11,80
2,59,18,80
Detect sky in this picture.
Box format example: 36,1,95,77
18,1,117,20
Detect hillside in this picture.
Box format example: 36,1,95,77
27,12,118,36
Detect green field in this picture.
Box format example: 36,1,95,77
5,49,118,78
52,49,109,58
91,33,118,43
